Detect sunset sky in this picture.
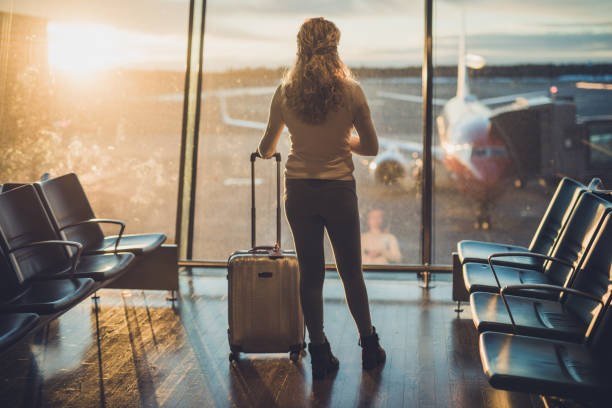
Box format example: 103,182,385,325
1,0,611,72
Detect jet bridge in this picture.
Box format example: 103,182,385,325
490,98,611,185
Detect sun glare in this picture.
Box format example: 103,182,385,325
47,22,123,75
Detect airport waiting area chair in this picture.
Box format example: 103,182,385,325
455,180,612,403
34,173,166,255
0,183,26,193
456,177,602,272
479,292,612,402
0,184,135,286
0,181,147,356
0,240,95,315
470,212,612,343
463,191,611,297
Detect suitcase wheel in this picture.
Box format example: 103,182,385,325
289,351,300,363
229,351,239,363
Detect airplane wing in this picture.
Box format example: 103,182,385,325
379,138,421,154
211,86,445,162
479,91,549,106
377,90,550,108
214,86,278,97
218,96,267,130
377,91,447,107
378,137,444,162
208,86,288,132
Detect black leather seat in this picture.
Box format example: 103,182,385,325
457,177,587,270
34,173,166,255
470,213,612,342
0,183,25,193
0,185,134,285
479,297,612,402
0,312,39,353
0,245,95,314
463,192,611,296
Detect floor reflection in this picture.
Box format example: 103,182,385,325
0,273,546,407
93,302,106,408
356,367,384,407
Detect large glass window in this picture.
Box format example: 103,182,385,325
0,1,188,241
193,3,424,264
7,1,608,266
432,1,612,263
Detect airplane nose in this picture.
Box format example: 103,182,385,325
472,162,502,186
466,126,511,193
469,148,512,195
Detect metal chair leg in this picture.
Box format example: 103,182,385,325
166,290,177,302
419,271,436,289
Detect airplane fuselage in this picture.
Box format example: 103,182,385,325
437,95,513,202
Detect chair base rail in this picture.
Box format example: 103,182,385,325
452,252,470,302
106,244,179,291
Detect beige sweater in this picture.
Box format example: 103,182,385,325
257,81,378,180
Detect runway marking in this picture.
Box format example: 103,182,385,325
224,178,263,186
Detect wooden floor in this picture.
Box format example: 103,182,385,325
0,269,578,407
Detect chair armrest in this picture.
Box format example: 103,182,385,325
587,177,603,190
499,283,608,333
488,252,574,269
9,240,83,277
60,218,125,252
502,284,603,305
485,253,574,333
486,252,575,289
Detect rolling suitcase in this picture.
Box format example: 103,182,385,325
227,152,305,362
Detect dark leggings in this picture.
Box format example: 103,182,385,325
284,178,373,344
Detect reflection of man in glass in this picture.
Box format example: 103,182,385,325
361,209,401,264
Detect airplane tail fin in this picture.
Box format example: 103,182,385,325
457,16,468,99
456,14,485,100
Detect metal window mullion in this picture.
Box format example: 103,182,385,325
187,0,207,259
176,0,207,260
175,0,195,260
421,0,434,275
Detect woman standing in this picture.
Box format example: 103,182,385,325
257,17,385,379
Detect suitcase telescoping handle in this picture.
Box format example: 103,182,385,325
250,151,282,254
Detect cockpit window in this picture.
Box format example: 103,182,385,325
471,146,508,158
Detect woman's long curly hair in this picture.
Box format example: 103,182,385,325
283,17,354,125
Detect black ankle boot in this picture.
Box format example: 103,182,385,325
308,339,339,380
360,326,386,370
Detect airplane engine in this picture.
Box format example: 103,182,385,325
370,152,411,185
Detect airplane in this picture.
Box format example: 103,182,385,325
371,33,555,230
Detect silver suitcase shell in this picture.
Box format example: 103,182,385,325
227,249,304,354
